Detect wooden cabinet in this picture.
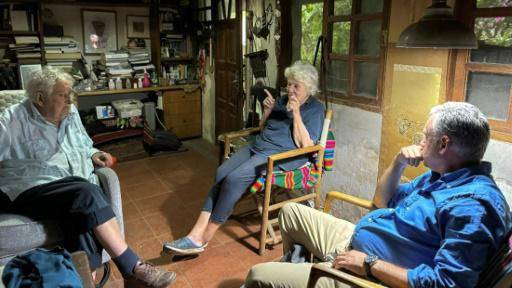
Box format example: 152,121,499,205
162,86,201,139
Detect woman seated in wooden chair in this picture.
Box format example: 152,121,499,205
163,61,326,256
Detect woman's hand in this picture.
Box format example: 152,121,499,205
92,151,114,167
262,89,276,113
287,94,301,113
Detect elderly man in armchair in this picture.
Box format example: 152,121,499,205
245,102,511,288
0,67,175,288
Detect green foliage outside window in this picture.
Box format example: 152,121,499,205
476,0,512,8
301,2,324,66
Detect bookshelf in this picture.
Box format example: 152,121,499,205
150,2,195,82
0,1,46,66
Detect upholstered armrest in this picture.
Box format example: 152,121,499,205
95,167,123,235
323,191,375,213
94,167,124,263
308,264,387,288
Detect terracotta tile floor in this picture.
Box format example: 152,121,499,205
104,138,283,288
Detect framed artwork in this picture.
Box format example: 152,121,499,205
18,64,42,90
82,9,118,55
126,15,150,39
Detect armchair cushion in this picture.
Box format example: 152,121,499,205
0,90,26,112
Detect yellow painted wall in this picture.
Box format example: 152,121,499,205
378,0,454,179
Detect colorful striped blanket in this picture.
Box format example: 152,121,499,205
249,131,335,193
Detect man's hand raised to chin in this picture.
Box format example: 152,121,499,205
395,145,423,168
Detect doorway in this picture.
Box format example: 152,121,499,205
214,0,243,137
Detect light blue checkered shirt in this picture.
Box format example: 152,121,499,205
0,99,99,201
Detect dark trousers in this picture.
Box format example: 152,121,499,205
0,177,116,269
203,146,268,223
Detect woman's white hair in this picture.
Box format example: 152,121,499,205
429,101,490,162
25,66,74,103
284,61,319,96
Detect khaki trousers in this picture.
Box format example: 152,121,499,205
245,203,356,288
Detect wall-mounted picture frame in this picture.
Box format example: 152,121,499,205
18,64,42,90
126,15,149,39
82,9,117,55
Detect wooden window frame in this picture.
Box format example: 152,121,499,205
322,0,391,112
448,1,512,142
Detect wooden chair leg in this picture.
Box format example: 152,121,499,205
259,177,273,255
259,207,269,255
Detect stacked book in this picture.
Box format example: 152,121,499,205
125,48,154,78
5,36,41,64
101,51,132,79
44,37,82,71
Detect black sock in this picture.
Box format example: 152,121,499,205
113,247,139,278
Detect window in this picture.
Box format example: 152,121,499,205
323,0,390,112
450,0,512,142
301,1,324,68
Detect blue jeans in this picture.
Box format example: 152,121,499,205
203,146,268,224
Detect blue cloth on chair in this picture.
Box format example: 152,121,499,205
2,247,81,288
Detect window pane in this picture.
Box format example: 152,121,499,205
334,0,352,15
357,0,383,14
354,62,379,98
217,1,225,20
476,0,512,8
471,17,512,64
332,22,351,54
356,20,381,55
466,72,511,120
301,2,324,65
229,0,236,19
327,60,348,93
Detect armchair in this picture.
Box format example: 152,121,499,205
0,90,124,267
307,191,512,288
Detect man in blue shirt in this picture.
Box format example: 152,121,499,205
245,102,511,288
0,67,175,288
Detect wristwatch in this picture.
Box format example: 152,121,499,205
364,254,379,277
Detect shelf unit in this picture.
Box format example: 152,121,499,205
0,1,46,65
150,2,195,79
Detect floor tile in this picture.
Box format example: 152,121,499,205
125,218,155,245
122,201,143,222
180,246,247,288
124,178,171,201
135,192,186,217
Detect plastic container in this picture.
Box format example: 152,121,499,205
108,78,115,90
111,99,144,118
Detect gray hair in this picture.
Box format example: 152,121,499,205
284,61,319,96
25,66,74,103
429,102,490,162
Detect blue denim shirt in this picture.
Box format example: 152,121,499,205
250,95,324,170
350,162,511,288
0,100,99,201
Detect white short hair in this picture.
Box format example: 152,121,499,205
429,102,490,162
25,66,74,103
284,61,319,96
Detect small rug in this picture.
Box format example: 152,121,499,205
96,136,148,162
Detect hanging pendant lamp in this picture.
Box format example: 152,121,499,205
396,0,478,49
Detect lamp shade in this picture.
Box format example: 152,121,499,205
396,0,478,49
